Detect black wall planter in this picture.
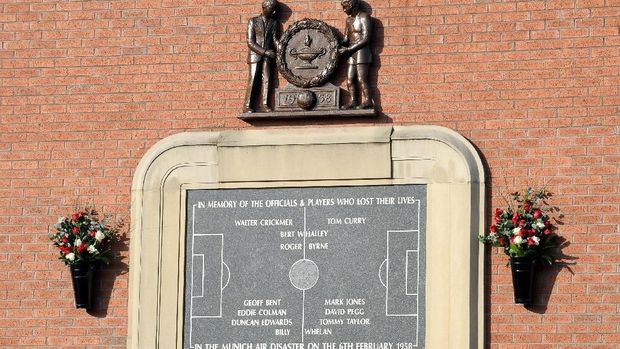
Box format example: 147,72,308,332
510,256,536,305
70,263,97,309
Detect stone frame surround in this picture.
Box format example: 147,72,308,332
127,126,485,349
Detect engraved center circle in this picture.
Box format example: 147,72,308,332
289,259,319,291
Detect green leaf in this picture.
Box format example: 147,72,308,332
508,244,523,256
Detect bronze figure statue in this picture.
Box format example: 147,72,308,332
338,0,374,110
243,0,282,113
239,1,380,119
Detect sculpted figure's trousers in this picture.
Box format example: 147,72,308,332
244,59,272,111
346,63,372,107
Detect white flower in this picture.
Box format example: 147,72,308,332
87,245,99,255
57,216,65,224
75,238,82,246
95,231,105,242
531,236,540,246
535,221,546,229
513,236,523,245
513,227,522,236
66,253,75,261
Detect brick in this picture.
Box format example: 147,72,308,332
1,0,619,348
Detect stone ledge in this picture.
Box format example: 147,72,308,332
238,108,377,120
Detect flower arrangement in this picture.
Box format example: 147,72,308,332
49,208,117,265
480,187,560,265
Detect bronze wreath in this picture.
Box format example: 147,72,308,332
277,18,340,88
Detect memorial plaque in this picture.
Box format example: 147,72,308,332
183,185,426,349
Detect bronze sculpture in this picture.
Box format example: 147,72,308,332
276,19,340,89
239,1,379,119
243,0,281,113
338,0,374,110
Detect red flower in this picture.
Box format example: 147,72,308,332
544,229,551,235
71,226,79,234
89,230,96,237
527,238,536,246
77,243,88,253
523,203,530,212
512,212,519,224
498,237,505,245
533,210,541,219
490,225,497,233
528,229,536,237
494,208,503,217
519,219,526,227
519,229,527,238
60,246,71,254
71,212,81,221
61,237,68,243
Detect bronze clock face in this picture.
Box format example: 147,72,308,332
277,19,340,88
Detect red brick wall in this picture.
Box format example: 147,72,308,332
0,0,618,347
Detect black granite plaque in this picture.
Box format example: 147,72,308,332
184,185,426,349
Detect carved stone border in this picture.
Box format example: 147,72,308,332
277,18,340,88
127,126,486,349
